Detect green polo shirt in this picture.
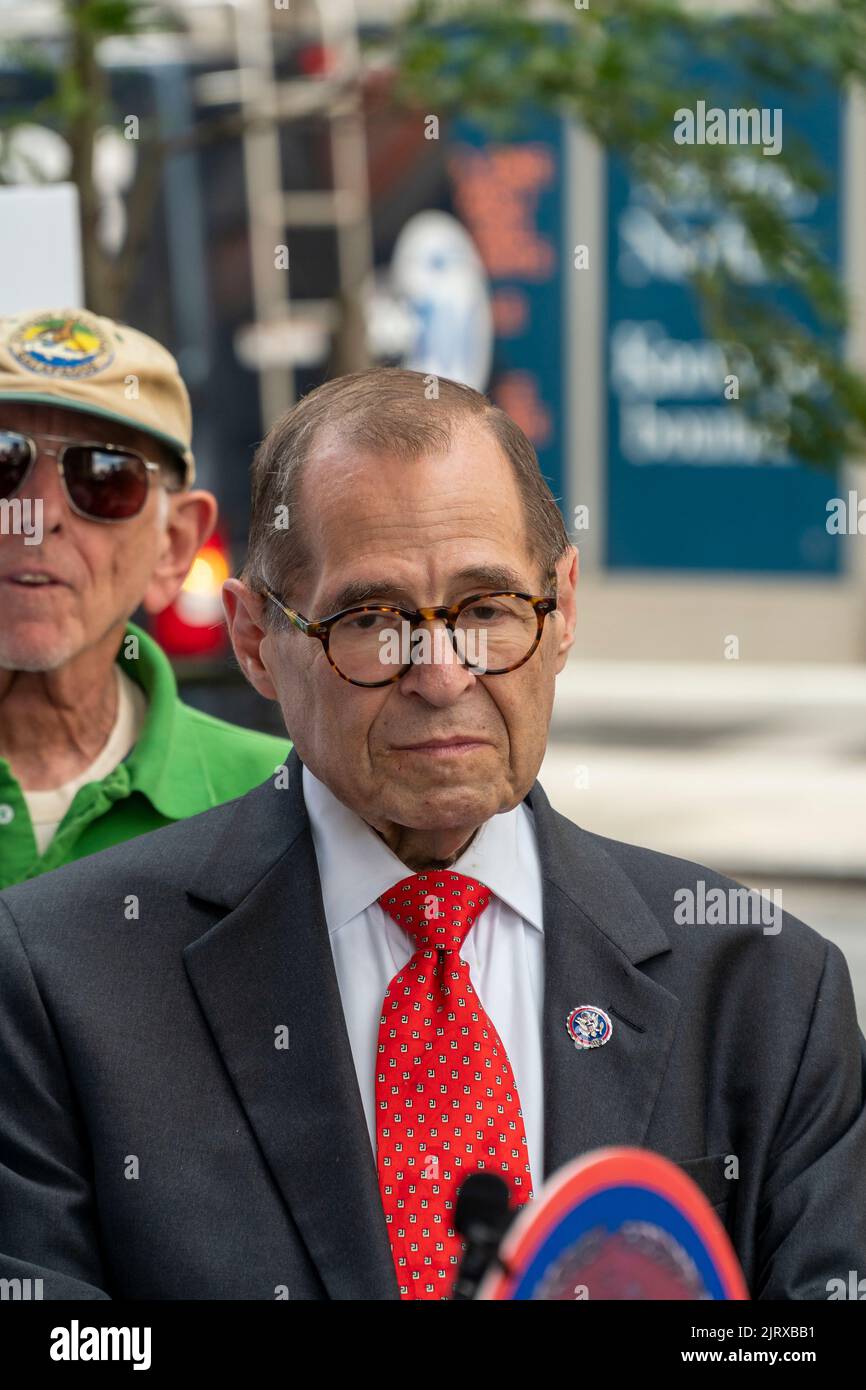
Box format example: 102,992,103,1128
0,621,291,889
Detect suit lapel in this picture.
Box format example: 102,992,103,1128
525,781,681,1178
181,750,679,1292
183,749,398,1300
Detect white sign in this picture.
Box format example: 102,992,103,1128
0,183,83,313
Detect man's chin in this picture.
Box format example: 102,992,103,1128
380,783,503,833
0,627,81,672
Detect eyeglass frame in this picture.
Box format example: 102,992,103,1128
0,429,167,524
261,580,559,687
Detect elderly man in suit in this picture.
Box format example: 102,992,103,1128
0,367,864,1300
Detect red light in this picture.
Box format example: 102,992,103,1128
298,44,333,76
151,532,231,658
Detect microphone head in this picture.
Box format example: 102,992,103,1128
455,1172,511,1240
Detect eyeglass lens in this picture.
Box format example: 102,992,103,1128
328,594,540,682
0,431,150,520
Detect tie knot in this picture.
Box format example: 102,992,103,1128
377,870,492,950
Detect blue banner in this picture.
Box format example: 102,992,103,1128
606,73,842,573
449,112,566,514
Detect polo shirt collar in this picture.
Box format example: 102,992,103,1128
121,621,217,819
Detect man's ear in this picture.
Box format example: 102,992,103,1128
222,577,279,700
553,545,578,674
140,489,218,614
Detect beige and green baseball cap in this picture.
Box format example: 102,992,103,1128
0,307,195,483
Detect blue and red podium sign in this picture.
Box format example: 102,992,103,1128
478,1148,749,1301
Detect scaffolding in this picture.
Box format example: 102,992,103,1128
0,0,384,426
193,0,375,425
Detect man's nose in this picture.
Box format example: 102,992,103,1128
14,451,69,533
397,619,478,705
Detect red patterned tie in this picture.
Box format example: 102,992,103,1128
375,869,533,1300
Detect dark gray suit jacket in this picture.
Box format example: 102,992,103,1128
0,748,864,1299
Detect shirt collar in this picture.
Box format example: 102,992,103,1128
119,621,217,819
0,621,196,821
301,762,545,936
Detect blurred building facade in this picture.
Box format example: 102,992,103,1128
2,0,864,664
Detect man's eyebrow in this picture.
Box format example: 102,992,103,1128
320,565,535,616
445,564,534,595
320,579,416,615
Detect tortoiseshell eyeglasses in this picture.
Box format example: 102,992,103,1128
262,584,558,688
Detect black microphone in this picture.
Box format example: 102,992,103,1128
452,1172,514,1301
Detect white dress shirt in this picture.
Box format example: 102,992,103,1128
302,763,546,1186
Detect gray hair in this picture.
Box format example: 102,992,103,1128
242,367,570,624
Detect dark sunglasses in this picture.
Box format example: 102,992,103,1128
0,429,163,523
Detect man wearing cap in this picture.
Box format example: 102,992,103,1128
0,307,289,887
